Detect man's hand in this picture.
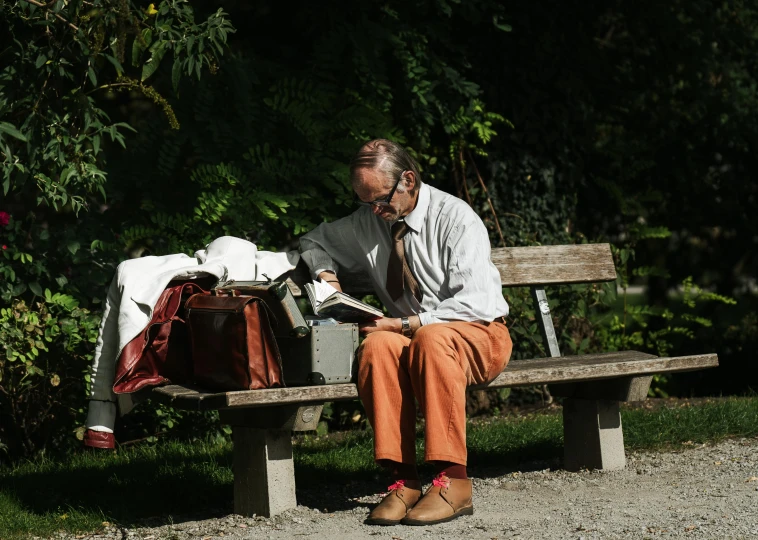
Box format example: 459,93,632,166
359,317,402,336
359,315,421,336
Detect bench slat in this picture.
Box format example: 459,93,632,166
475,352,717,388
491,244,617,287
152,352,718,411
281,243,617,296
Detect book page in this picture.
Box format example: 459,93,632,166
304,278,341,313
306,279,383,322
318,290,384,321
314,278,340,303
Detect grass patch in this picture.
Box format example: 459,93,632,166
622,397,758,449
0,439,234,539
1,396,756,538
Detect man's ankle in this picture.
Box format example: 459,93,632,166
432,461,467,479
378,459,420,482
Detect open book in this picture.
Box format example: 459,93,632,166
303,279,383,323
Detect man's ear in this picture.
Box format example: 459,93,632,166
403,170,416,190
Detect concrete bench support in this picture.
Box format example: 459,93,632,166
221,404,322,517
232,427,296,517
563,398,625,471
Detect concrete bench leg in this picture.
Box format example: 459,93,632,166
563,398,625,471
232,427,297,517
221,405,322,517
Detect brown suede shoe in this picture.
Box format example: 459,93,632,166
402,474,473,526
365,480,422,526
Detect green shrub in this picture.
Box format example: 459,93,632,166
0,292,100,458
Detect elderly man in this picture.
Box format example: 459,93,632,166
299,139,512,526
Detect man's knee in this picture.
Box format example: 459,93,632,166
406,324,461,375
357,331,407,372
361,330,406,355
410,324,456,351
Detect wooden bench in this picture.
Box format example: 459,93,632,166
152,243,719,517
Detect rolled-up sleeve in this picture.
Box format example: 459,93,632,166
299,214,363,280
417,217,507,326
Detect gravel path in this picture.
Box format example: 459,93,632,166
61,437,758,540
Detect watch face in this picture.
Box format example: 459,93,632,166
401,318,412,337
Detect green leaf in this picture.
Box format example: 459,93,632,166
132,29,152,67
27,365,44,377
171,57,182,94
35,54,48,68
104,55,124,76
88,66,97,87
29,282,43,297
60,167,73,186
0,122,28,142
141,43,168,82
132,39,143,67
66,241,80,255
492,15,512,32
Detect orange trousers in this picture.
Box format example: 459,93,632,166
357,321,512,466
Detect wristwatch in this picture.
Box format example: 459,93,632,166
401,317,413,338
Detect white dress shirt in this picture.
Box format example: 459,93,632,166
299,183,509,325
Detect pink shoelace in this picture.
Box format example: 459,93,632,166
432,473,451,489
385,479,406,494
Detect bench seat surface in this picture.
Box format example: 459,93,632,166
152,351,718,411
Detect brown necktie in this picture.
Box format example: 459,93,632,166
386,221,422,302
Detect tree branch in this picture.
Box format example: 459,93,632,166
457,148,473,206
19,0,79,31
85,81,138,95
466,148,506,247
453,164,472,205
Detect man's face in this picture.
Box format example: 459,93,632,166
353,168,415,222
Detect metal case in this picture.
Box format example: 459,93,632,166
276,324,359,386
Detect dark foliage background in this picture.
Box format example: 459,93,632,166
1,0,755,459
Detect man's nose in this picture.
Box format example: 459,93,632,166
371,205,383,215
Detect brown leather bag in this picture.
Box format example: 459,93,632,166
185,294,284,391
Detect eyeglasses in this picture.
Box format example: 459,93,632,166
354,170,407,208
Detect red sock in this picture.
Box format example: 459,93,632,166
378,459,419,481
433,461,467,479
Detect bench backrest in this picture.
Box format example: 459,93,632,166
284,243,616,296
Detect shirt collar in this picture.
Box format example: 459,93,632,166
402,183,430,233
